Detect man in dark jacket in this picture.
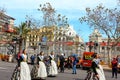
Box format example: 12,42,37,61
59,53,65,73
30,54,35,65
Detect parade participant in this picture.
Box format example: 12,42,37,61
31,51,47,79
91,53,106,80
16,50,22,67
48,51,58,76
20,49,31,80
37,51,47,79
11,49,31,80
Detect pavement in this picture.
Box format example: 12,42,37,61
0,58,112,72
102,65,112,71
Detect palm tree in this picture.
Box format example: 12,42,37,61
15,22,31,51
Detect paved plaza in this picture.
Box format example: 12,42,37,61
0,61,120,80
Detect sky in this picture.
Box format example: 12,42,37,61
0,0,118,42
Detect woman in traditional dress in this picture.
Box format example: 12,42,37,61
91,53,106,80
11,49,31,80
48,51,58,76
20,49,31,80
37,51,47,79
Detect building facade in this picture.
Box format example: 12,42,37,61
0,13,15,33
88,28,120,53
89,29,102,42
26,25,84,56
88,28,120,63
0,13,15,56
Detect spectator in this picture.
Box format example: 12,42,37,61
30,54,35,65
72,56,77,74
111,57,118,79
59,53,65,73
67,56,72,69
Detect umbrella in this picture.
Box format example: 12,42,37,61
71,53,78,57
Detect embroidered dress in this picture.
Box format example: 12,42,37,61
93,59,106,80
48,55,58,76
31,55,47,79
11,54,31,80
20,54,31,80
37,56,47,79
31,64,38,79
96,65,106,80
11,65,20,80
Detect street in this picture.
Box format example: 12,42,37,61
0,61,120,80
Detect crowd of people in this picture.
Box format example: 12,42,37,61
11,48,120,80
11,50,58,80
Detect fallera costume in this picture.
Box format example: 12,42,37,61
37,55,47,78
20,54,31,80
11,53,31,80
31,55,47,79
92,59,106,80
48,54,58,76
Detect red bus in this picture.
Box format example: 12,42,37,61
81,52,94,69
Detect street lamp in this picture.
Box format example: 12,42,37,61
94,34,99,53
101,41,106,62
89,41,93,52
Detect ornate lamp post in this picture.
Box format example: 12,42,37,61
89,41,93,52
94,34,98,53
101,41,106,62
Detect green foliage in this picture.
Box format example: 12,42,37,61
18,22,31,38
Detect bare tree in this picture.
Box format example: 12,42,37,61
38,2,69,27
38,2,56,26
56,14,68,27
0,7,6,21
25,15,42,29
79,3,120,64
117,0,120,6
